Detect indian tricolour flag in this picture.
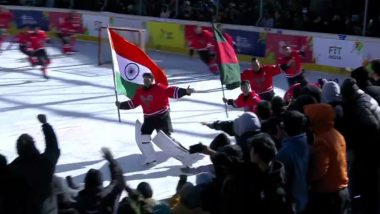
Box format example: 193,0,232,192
108,28,168,98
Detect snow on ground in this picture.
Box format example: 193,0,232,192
0,40,347,199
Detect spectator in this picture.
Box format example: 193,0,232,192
137,182,166,213
276,110,310,213
351,66,380,104
202,112,262,161
304,104,350,214
340,78,380,214
9,114,60,213
172,183,208,214
321,80,344,132
75,148,125,214
370,59,380,86
160,4,171,18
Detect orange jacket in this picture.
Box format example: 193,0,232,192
304,104,348,193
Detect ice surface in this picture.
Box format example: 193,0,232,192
0,40,347,200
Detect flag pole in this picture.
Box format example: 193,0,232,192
211,21,229,118
107,26,122,122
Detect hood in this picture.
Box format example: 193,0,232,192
233,112,261,137
300,84,322,102
321,81,342,103
180,183,202,210
351,66,370,89
304,103,335,133
16,134,40,158
84,169,103,192
341,78,360,101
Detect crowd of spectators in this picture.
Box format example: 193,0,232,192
1,60,380,214
2,0,380,37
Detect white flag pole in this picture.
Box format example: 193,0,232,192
107,27,122,123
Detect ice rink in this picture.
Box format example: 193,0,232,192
0,40,346,199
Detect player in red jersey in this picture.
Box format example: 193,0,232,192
0,7,13,51
187,26,219,74
29,25,51,79
57,13,80,55
14,25,33,59
223,80,262,113
277,45,307,87
116,73,195,165
241,58,281,101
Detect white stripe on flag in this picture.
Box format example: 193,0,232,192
111,49,152,85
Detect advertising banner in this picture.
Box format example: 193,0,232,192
48,12,84,33
313,37,364,68
146,21,185,49
10,10,49,30
363,41,380,65
266,33,313,63
82,14,110,36
224,29,266,57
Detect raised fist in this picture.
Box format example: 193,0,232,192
37,114,47,124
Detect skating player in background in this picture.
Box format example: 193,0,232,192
14,25,35,63
57,12,81,55
0,6,13,51
223,80,262,113
29,25,51,79
241,57,281,101
115,73,195,166
277,45,307,87
187,26,219,74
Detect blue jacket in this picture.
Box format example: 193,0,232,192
276,133,310,213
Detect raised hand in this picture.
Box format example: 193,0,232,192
37,114,47,124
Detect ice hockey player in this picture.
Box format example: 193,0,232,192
187,26,219,74
223,80,262,113
0,6,13,51
29,25,51,79
277,45,307,87
57,13,81,55
115,73,196,166
241,57,281,101
15,25,34,61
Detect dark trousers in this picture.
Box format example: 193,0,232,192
19,45,32,57
141,111,173,136
349,149,380,214
197,49,214,65
307,188,350,214
259,90,275,101
287,72,307,87
33,49,49,66
56,32,70,45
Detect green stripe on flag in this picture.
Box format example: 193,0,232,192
115,72,141,98
220,63,241,89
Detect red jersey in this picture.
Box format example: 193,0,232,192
278,50,303,78
0,11,13,28
15,32,30,45
122,83,185,117
188,29,214,50
232,91,261,113
59,18,80,36
28,30,48,50
241,65,280,94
